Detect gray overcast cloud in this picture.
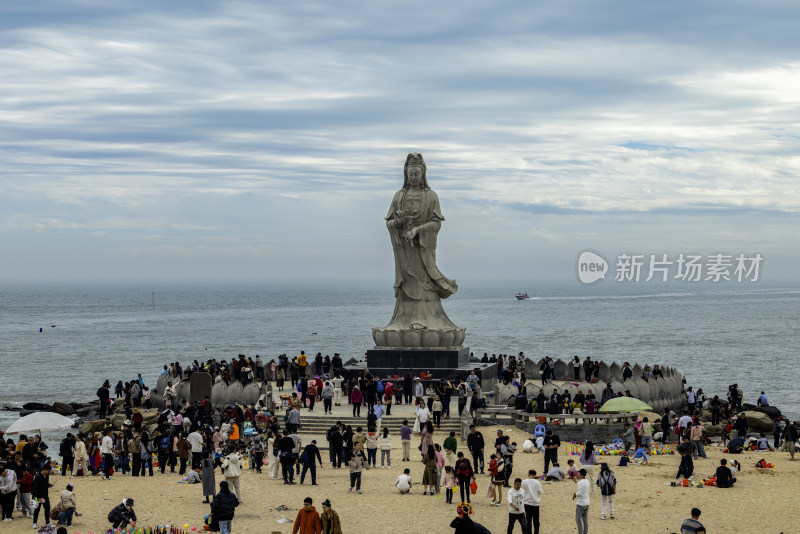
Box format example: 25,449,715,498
1,1,798,283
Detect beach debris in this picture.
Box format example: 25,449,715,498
277,516,292,524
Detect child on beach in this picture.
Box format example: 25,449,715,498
566,459,580,480
19,465,35,518
442,465,456,504
186,467,202,484
396,468,412,494
633,446,649,466
545,462,565,481
756,434,770,451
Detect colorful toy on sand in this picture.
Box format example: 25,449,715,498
648,442,674,455
92,526,192,534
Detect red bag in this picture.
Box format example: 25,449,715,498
470,480,478,494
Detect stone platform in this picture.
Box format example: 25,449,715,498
366,346,469,370
346,347,497,386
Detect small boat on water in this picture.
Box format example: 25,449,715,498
515,293,530,300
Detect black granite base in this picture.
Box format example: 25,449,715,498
366,347,470,371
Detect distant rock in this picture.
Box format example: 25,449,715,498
2,405,23,412
74,406,97,417
22,402,54,412
78,419,108,435
742,411,773,432
751,406,781,420
52,402,74,416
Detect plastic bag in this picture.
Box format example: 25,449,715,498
470,480,478,494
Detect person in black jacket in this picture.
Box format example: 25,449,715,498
299,440,323,485
210,481,238,534
278,430,296,484
467,425,485,474
98,380,111,419
715,459,736,488
450,503,475,534
108,498,136,529
59,434,76,476
31,464,53,529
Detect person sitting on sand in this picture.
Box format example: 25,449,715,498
715,459,736,488
633,446,649,466
186,466,202,484
566,459,579,480
544,462,565,481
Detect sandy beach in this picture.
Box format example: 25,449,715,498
3,419,796,534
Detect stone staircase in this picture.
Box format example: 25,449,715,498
295,413,462,437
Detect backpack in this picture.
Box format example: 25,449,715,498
597,470,615,495
376,381,385,393
160,435,171,452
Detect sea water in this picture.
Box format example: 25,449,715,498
1,280,798,439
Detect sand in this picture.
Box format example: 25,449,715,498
5,421,797,534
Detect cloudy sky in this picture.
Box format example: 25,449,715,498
2,0,798,285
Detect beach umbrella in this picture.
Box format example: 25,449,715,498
3,412,75,435
597,397,653,413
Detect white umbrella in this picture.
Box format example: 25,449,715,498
3,412,75,435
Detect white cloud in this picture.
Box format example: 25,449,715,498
0,1,798,281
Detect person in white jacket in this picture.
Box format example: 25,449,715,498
572,469,590,534
521,469,544,534
0,465,18,521
379,428,392,468
506,478,527,533
73,436,88,477
221,450,243,504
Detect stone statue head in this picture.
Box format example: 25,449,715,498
403,152,429,189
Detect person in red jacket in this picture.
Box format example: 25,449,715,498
293,497,321,534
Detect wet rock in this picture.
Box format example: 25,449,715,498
78,419,109,435
22,402,54,411
52,402,74,416
751,406,781,420
741,411,773,432
74,407,98,418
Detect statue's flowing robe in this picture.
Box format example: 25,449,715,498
384,186,458,330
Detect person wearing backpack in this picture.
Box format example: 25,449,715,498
596,463,616,520
251,431,265,474
157,432,172,474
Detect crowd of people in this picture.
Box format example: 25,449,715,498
2,354,799,534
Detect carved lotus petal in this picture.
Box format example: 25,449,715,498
402,329,422,347
422,330,440,347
